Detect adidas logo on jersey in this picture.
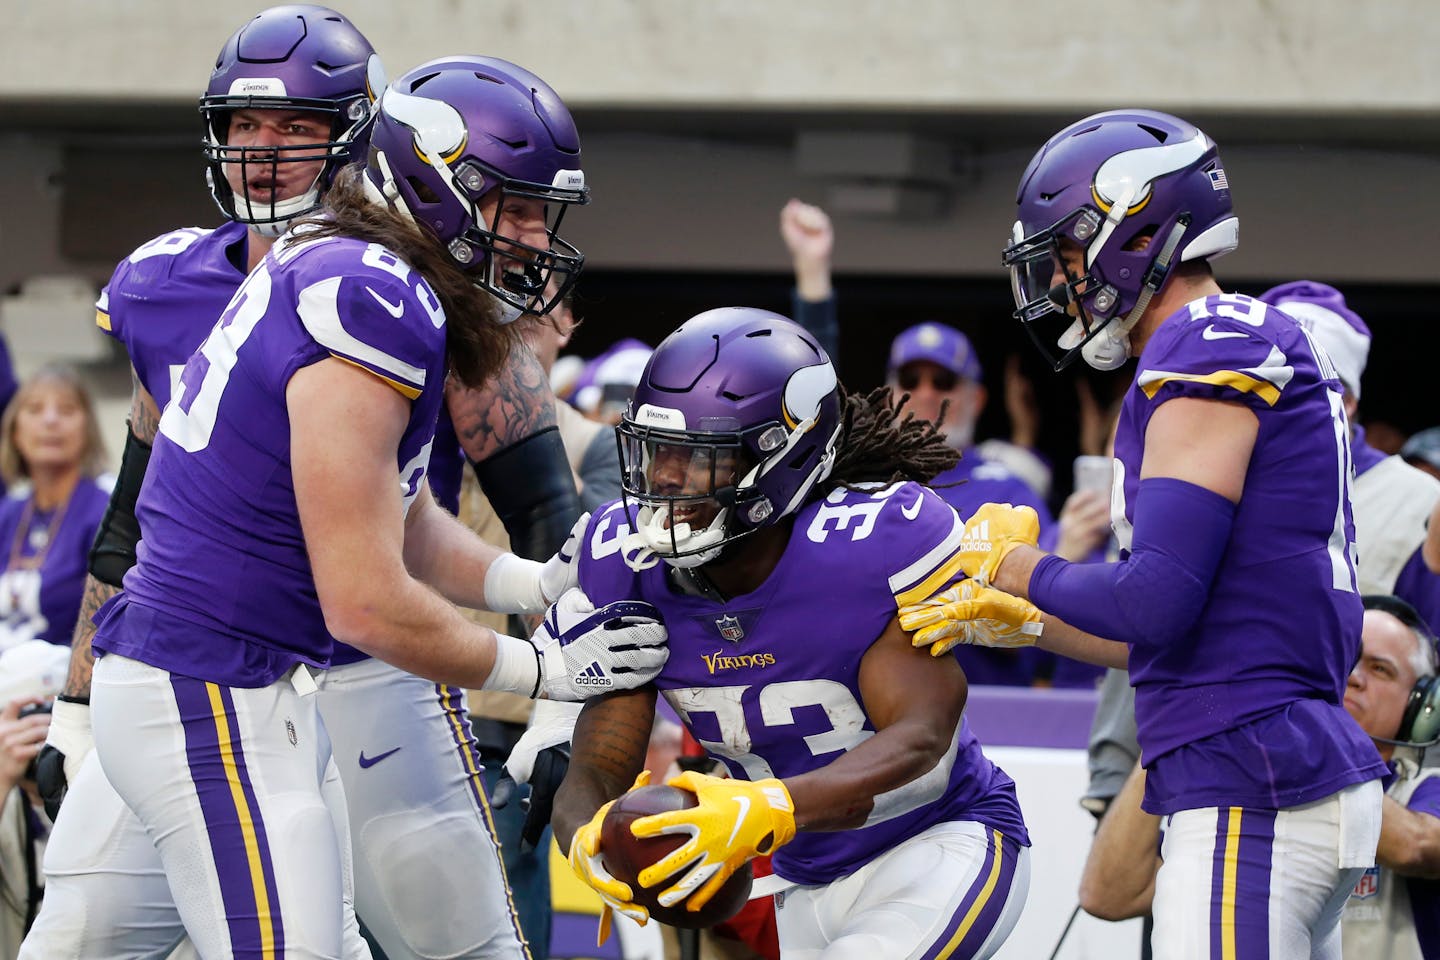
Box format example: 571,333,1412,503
573,661,613,687
959,520,992,552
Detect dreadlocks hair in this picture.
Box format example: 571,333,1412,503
823,386,959,493
291,167,516,390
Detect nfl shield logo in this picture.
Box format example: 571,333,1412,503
1352,866,1379,899
715,615,745,642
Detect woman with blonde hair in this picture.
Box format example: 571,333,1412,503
0,365,108,649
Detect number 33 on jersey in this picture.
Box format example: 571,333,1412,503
572,483,1029,885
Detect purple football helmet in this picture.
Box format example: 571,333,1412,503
616,308,842,569
365,56,588,320
201,5,384,237
1002,109,1240,371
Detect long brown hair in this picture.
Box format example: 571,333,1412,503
292,168,515,388
0,364,108,487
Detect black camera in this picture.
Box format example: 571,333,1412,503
18,702,53,781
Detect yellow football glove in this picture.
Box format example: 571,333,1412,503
568,771,652,943
958,502,1041,587
899,580,1045,656
631,771,796,912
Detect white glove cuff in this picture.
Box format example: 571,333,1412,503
483,553,548,615
481,633,542,699
46,697,93,756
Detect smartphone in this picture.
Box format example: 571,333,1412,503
1073,455,1113,495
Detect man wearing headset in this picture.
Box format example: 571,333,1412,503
1079,594,1440,959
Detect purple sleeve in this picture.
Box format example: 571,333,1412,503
1408,777,1440,819
1029,478,1235,645
1394,549,1440,638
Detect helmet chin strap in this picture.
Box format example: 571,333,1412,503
236,186,321,239
1080,215,1191,371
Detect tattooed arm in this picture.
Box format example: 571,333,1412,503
552,687,658,852
451,339,583,563
63,371,161,698
447,339,558,461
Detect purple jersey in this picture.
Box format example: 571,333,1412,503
931,451,1055,686
97,223,250,407
0,479,109,646
98,224,355,666
92,234,448,686
575,483,1028,886
1113,293,1384,812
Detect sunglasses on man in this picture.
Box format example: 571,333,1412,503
896,366,960,392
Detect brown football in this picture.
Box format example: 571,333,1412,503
600,784,753,929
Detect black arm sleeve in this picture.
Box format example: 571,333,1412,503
791,289,839,365
471,426,583,560
88,429,153,587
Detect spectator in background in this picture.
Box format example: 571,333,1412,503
0,640,69,958
778,199,838,360
1402,427,1440,484
574,338,653,426
1260,281,1440,635
0,366,108,650
526,290,623,512
888,322,1110,685
779,197,1061,501
779,199,1111,686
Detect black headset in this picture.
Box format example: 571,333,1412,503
1362,594,1440,748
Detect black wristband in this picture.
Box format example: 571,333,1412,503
56,694,90,706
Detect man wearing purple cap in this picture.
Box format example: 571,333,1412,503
1261,282,1440,638
889,322,1111,687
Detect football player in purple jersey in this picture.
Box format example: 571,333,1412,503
23,15,660,960
1078,595,1440,959
553,309,1033,959
907,110,1389,958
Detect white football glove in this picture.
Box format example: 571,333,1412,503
533,588,667,701
34,697,93,820
504,698,582,786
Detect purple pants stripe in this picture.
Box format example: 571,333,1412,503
919,829,1020,960
1208,807,1276,960
171,676,286,959
436,684,531,960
